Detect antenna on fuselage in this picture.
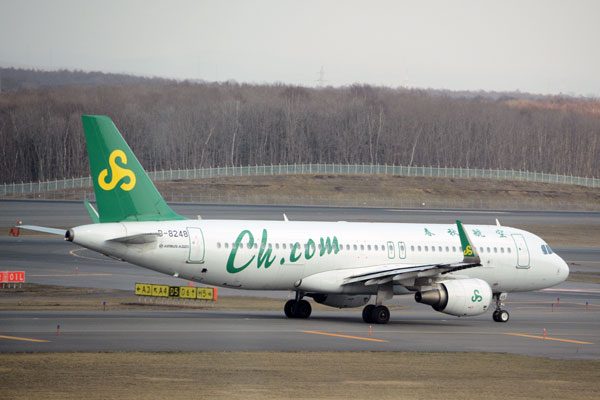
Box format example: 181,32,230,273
496,218,501,227
283,213,289,222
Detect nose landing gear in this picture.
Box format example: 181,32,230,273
492,293,509,322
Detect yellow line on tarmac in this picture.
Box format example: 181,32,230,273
302,330,388,343
0,335,50,343
504,333,593,345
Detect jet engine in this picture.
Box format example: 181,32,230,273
414,278,492,317
312,294,371,309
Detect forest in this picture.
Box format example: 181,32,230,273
1,68,599,183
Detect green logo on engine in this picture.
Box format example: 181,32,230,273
471,289,483,303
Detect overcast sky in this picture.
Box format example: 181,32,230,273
1,0,599,96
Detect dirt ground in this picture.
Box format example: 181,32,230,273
1,352,599,400
8,174,600,211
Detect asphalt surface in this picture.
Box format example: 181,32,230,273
1,200,599,358
1,288,599,359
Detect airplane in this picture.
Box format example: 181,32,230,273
19,115,570,324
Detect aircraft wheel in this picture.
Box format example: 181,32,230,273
296,299,312,319
371,305,390,324
362,304,375,323
498,310,509,323
284,299,295,318
492,310,500,322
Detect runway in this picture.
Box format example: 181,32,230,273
3,199,600,227
1,291,599,359
1,200,599,359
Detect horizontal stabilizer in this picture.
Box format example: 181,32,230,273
18,225,66,236
84,200,100,223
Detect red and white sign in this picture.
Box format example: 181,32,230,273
0,271,25,283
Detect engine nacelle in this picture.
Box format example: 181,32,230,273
414,278,492,317
312,293,371,309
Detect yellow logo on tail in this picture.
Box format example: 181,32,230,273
463,245,474,257
98,150,136,191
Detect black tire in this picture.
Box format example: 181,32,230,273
362,304,375,323
284,299,295,318
297,299,312,319
499,310,509,323
492,310,500,322
371,305,390,324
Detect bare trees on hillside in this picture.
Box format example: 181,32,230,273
0,81,599,183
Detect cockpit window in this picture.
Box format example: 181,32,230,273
541,244,554,255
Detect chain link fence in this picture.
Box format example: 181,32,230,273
2,164,599,198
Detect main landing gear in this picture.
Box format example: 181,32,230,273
362,304,390,324
284,292,312,319
492,293,510,323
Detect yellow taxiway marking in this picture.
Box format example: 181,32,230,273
504,333,593,345
0,335,50,343
302,330,388,343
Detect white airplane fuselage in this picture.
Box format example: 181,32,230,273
69,219,569,295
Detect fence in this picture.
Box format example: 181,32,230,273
1,164,599,197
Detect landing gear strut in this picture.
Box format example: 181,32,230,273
362,283,392,324
492,293,509,323
284,292,312,319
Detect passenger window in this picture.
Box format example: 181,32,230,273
445,246,449,252
494,247,497,253
507,248,511,253
374,245,378,251
418,246,422,252
217,242,221,248
367,245,372,251
500,248,504,253
486,247,491,253
225,243,229,249
431,246,435,252
452,246,456,252
480,247,484,253
353,245,357,250
360,245,365,250
411,245,415,251
248,242,253,249
424,246,429,252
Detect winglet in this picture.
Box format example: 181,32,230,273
84,200,100,223
456,220,480,264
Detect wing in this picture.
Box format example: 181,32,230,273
18,225,66,236
342,221,481,286
345,220,481,286
299,220,482,293
342,260,479,286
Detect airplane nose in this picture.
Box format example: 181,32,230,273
559,259,570,282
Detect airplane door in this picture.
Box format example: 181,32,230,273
387,241,395,259
187,227,205,264
511,234,530,268
398,241,406,259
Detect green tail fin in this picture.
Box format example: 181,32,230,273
456,220,480,264
82,115,185,223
